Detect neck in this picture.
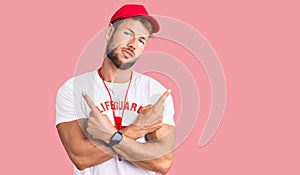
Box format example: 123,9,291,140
100,57,132,83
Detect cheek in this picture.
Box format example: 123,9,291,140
112,33,132,47
109,40,124,51
135,46,146,56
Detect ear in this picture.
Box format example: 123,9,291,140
105,23,114,41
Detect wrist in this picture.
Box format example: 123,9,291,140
102,128,117,143
107,130,123,147
145,131,158,141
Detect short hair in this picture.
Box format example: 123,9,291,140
111,16,154,36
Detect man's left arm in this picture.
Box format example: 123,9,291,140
119,124,175,175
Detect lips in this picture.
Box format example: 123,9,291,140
122,49,134,58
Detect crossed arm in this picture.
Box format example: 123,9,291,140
57,121,174,174
116,124,175,174
57,90,175,174
57,119,115,170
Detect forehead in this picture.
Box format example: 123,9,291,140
116,18,150,37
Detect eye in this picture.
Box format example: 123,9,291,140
124,31,131,36
138,39,145,45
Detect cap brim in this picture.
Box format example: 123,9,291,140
139,15,160,33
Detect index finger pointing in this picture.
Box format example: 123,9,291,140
82,92,97,112
153,89,171,109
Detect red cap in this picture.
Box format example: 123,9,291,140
110,4,160,33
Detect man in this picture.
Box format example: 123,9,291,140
56,4,176,175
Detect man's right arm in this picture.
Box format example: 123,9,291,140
56,119,116,170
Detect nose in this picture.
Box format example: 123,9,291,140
127,38,138,50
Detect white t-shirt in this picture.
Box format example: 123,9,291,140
56,70,175,175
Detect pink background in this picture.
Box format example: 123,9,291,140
1,0,299,174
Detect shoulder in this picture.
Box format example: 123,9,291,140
57,70,97,96
132,71,166,90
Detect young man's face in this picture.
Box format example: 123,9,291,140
106,18,151,70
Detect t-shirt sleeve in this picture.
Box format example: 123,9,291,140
162,93,176,126
55,79,87,126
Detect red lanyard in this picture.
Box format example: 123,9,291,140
98,68,133,130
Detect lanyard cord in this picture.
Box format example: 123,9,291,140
98,68,133,129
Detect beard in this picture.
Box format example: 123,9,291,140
106,41,138,71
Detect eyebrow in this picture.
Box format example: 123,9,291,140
125,28,135,34
125,28,149,40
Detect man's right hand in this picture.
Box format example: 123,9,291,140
82,92,117,143
122,89,171,140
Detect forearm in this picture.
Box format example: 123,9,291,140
112,128,175,173
67,138,116,170
113,135,173,161
130,151,174,174
57,121,116,170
